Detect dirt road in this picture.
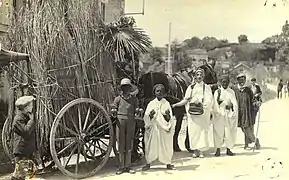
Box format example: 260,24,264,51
1,86,288,180
84,98,289,180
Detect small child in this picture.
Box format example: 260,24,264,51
111,78,139,175
11,96,36,180
142,84,175,171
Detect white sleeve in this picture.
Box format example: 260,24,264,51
203,85,213,108
143,101,153,128
184,86,192,100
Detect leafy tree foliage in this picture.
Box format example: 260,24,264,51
238,34,249,44
262,20,289,63
149,47,164,63
182,36,229,51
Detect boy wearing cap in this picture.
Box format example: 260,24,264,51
11,96,36,180
111,78,139,175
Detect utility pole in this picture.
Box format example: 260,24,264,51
167,22,172,75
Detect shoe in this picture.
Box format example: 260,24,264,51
215,148,221,157
199,152,204,158
142,164,150,171
244,144,249,149
116,168,125,175
191,149,199,158
167,164,176,170
226,148,235,156
255,138,261,150
126,168,136,174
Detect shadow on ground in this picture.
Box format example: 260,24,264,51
234,144,278,151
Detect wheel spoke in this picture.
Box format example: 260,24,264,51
55,137,76,142
86,122,108,137
57,141,76,155
84,143,96,160
94,124,110,137
64,145,78,168
96,140,106,154
59,123,78,137
82,147,88,163
75,144,80,174
93,140,96,156
67,112,80,134
83,107,91,131
98,139,108,147
78,107,82,133
85,112,101,132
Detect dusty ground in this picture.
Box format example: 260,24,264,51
1,85,288,180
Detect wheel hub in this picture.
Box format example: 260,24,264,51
77,133,87,144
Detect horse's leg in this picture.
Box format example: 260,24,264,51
185,126,191,152
173,110,184,152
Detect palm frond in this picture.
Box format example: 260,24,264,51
99,17,152,62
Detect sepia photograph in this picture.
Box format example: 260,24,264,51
0,0,288,179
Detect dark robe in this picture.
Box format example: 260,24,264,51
232,86,255,127
198,64,218,93
250,84,262,121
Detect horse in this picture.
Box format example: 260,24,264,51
137,71,193,151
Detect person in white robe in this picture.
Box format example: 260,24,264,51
142,84,175,171
172,68,214,158
213,75,238,157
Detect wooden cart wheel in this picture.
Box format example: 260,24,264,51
2,117,14,160
50,98,114,179
133,117,145,162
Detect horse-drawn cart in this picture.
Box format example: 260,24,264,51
1,48,145,179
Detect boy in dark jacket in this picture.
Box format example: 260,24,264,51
111,78,140,175
11,96,36,180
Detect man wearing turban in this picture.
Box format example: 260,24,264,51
232,73,261,150
173,68,214,158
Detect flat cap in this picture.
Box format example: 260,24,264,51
15,96,35,107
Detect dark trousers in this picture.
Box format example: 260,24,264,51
277,90,282,99
116,119,136,169
241,126,256,145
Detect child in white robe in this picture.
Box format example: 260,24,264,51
142,84,175,171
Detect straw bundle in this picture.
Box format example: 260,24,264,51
2,0,151,162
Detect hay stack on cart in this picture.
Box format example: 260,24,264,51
1,1,151,179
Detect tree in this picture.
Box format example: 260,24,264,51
149,47,164,63
220,39,229,44
238,34,249,44
183,36,202,49
170,40,193,71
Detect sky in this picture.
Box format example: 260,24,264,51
125,0,289,47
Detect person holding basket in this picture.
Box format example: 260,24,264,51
172,68,214,158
